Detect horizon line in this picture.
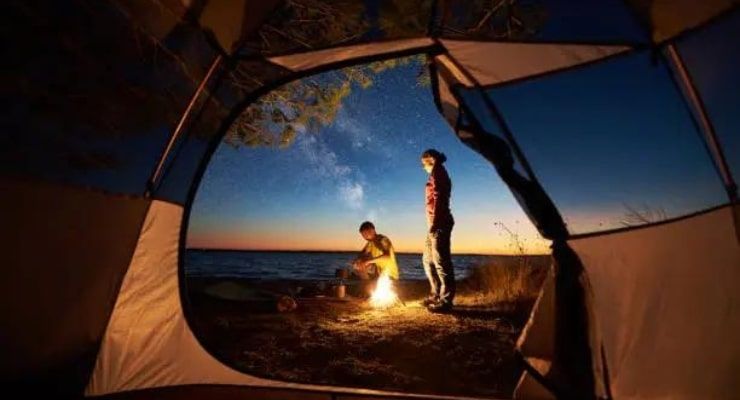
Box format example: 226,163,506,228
185,247,551,257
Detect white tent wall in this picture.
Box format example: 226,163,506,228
265,38,633,90
269,38,435,72
513,267,557,400
0,178,151,393
568,205,740,399
85,200,492,400
80,200,297,395
85,201,259,395
439,40,631,87
512,255,607,400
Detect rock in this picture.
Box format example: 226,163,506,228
276,295,298,313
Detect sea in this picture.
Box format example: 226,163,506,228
184,250,508,280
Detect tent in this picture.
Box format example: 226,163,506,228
2,0,739,398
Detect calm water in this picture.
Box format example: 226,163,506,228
184,250,506,280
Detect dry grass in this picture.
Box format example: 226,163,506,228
457,255,550,307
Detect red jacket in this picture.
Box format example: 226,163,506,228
425,164,454,229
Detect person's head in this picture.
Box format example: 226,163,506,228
359,221,376,240
421,148,447,174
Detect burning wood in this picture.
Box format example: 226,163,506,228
369,273,401,308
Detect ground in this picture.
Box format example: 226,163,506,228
187,257,549,399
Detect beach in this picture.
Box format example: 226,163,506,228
185,254,550,398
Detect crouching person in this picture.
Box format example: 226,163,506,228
351,221,399,296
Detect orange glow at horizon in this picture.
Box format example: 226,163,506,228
186,217,552,255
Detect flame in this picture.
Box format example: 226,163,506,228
370,273,399,308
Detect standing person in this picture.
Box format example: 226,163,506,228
421,149,455,313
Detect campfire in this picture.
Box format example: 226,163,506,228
369,273,400,308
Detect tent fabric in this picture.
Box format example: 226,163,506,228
514,267,558,400
86,200,261,395
569,205,740,399
514,372,555,400
197,0,282,54
673,9,740,198
664,44,737,201
440,40,631,87
109,0,281,56
267,38,631,89
0,178,150,394
438,0,647,44
433,62,461,126
482,49,728,235
108,0,223,79
98,385,334,400
95,385,491,400
625,0,738,42
435,54,475,86
4,1,740,399
513,254,606,400
516,268,556,374
268,38,435,72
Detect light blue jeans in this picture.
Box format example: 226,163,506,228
422,227,455,304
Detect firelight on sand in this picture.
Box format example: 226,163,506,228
370,273,400,308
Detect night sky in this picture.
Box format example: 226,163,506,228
186,12,737,254
187,63,550,254
484,50,729,232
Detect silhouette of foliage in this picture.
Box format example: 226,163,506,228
442,0,547,40
620,204,669,227
225,55,427,148
227,0,545,148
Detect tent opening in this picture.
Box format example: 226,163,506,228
183,55,552,398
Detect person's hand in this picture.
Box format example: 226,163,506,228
352,259,366,270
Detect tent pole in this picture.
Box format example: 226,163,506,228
440,52,541,185
146,54,224,197
665,44,738,202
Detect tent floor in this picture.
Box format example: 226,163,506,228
96,383,498,400
186,265,548,399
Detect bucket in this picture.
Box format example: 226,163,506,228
333,284,346,298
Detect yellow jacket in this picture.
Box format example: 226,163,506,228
361,234,399,279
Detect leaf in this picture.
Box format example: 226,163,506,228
279,125,297,148
271,108,286,123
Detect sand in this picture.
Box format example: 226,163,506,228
186,258,549,399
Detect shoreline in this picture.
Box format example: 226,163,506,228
185,248,552,257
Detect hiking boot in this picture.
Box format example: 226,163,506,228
421,295,438,306
427,301,453,313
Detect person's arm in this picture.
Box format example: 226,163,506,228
353,242,371,268
365,252,390,265
426,172,437,232
364,237,392,266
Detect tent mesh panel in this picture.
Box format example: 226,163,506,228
484,50,727,234
675,10,740,187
